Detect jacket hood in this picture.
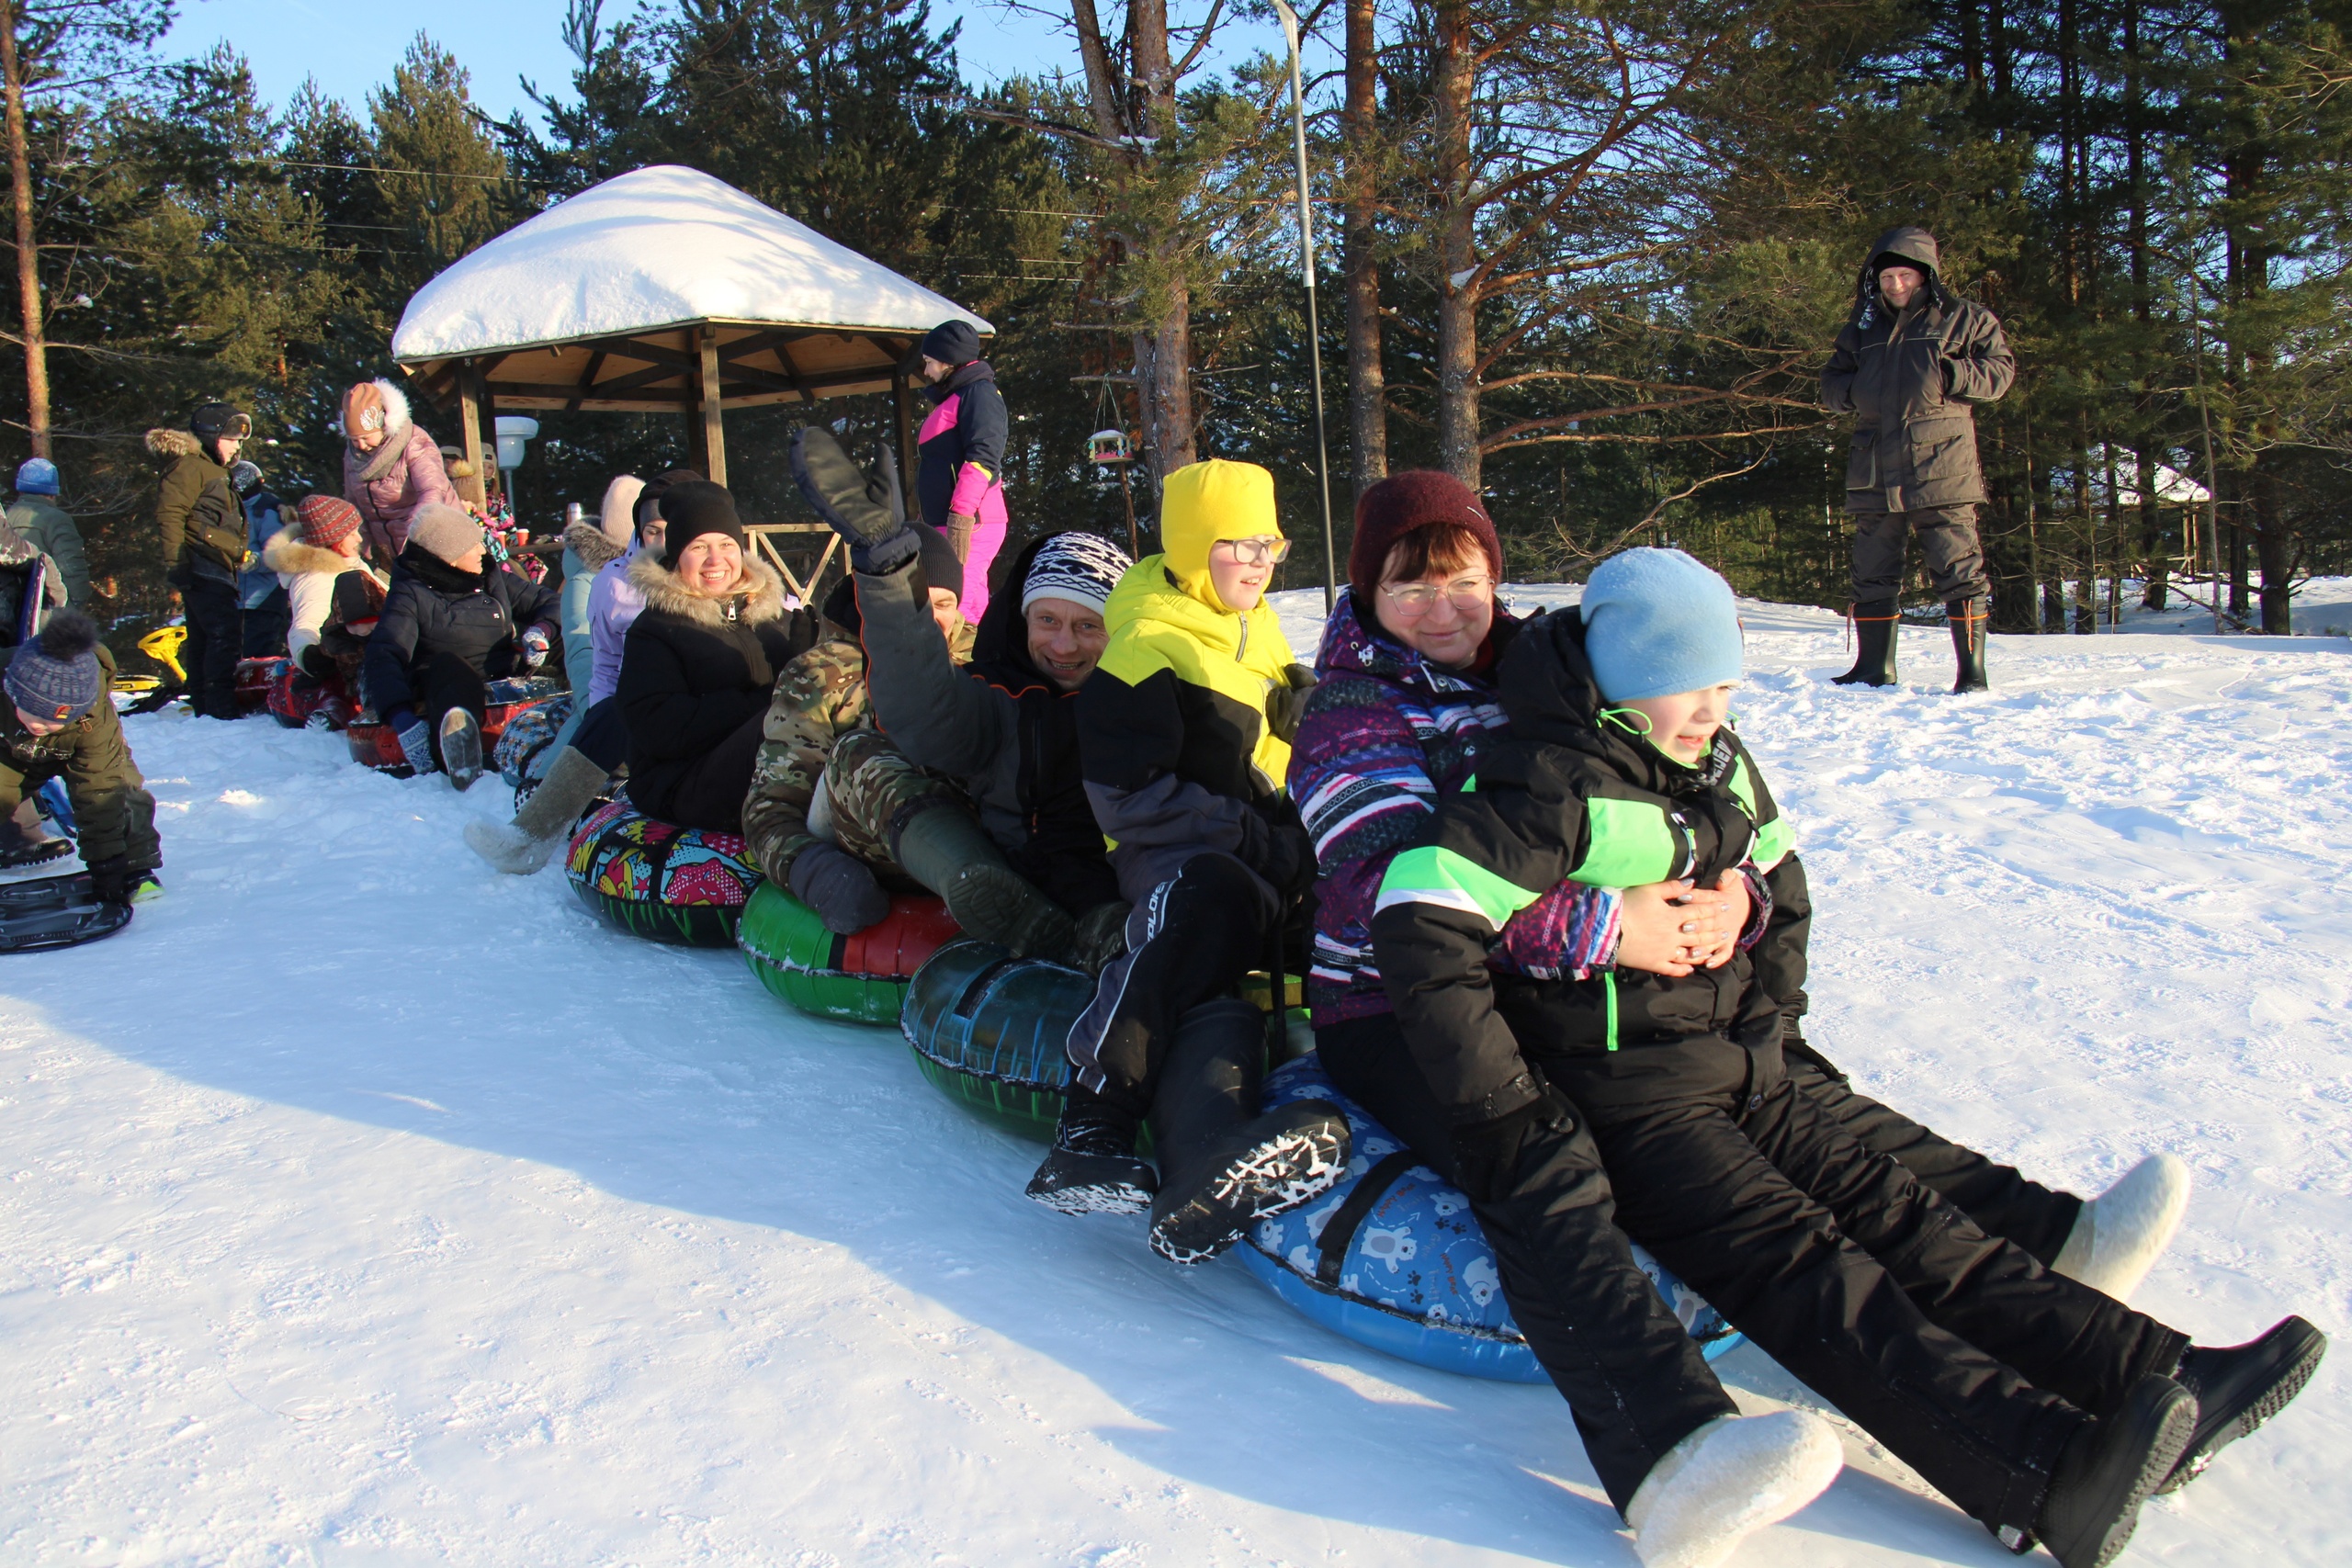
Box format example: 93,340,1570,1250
146,427,203,461
598,473,645,551
263,525,360,579
394,540,488,595
1156,458,1282,608
1867,225,1939,277
924,359,996,405
1103,554,1293,681
563,518,629,574
1499,606,1736,794
1315,583,1518,691
628,550,788,627
1851,225,1961,327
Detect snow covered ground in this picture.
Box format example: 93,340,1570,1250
4,591,2347,1566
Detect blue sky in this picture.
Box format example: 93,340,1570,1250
161,0,1302,129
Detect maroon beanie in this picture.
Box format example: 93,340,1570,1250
1349,470,1504,609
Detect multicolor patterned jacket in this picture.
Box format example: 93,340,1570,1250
1288,589,1620,1027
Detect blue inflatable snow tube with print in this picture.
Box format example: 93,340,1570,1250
1236,1053,1743,1383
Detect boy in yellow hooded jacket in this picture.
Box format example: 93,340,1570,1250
1027,459,1351,1265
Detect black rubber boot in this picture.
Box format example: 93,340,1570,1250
2030,1376,2197,1568
2159,1316,2326,1495
438,708,483,792
1949,597,1990,693
894,806,1076,960
1025,1081,1156,1215
1832,600,1899,687
1146,998,1350,1265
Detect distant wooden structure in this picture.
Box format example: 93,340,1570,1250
390,164,990,600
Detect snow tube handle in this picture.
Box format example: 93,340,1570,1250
1315,1149,1422,1288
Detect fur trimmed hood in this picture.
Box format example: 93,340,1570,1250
146,427,202,460
628,549,787,626
263,524,372,580
564,518,629,574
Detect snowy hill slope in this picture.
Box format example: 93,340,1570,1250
3,596,2346,1565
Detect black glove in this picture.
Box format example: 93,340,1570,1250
1264,662,1318,745
786,841,891,934
791,427,917,574
1448,1085,1578,1205
1237,806,1318,900
86,855,130,908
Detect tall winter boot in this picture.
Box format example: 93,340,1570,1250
2050,1154,2190,1303
1624,1410,1844,1568
2031,1375,2196,1568
464,746,611,874
1146,998,1350,1265
1831,601,1899,687
438,707,484,792
1025,1079,1157,1215
2160,1316,2326,1495
894,805,1076,960
1948,596,1990,693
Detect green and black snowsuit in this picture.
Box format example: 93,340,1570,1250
0,644,161,874
1371,605,2188,1545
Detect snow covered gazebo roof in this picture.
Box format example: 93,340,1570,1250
391,164,990,419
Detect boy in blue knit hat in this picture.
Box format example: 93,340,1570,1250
1370,547,2321,1568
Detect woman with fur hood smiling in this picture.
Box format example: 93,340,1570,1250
341,378,459,562
617,481,816,832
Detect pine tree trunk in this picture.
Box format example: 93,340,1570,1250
0,0,48,461
1341,0,1385,501
1431,0,1478,489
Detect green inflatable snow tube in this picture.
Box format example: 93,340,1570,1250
737,881,962,1024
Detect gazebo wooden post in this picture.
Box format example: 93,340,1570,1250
891,367,915,491
455,358,488,508
697,323,728,486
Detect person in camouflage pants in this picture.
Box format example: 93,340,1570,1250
739,584,978,920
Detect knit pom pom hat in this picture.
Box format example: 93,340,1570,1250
1580,547,1744,704
5,610,103,725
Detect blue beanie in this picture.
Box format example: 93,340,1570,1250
15,457,57,496
1580,547,1743,704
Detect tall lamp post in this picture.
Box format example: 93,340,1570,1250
1272,0,1338,612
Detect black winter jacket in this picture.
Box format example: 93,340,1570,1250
361,545,560,716
857,533,1120,913
1368,607,1800,1122
916,360,1007,530
618,553,815,823
1819,225,2016,513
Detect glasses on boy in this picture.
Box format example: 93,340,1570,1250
1213,536,1291,567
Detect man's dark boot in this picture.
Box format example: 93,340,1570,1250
2159,1316,2326,1495
2031,1375,2196,1568
1832,600,1899,687
1026,1079,1156,1215
1146,998,1349,1265
1949,597,1990,693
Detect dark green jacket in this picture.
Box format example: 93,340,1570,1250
147,427,244,584
6,495,88,606
1820,226,2015,513
0,645,150,865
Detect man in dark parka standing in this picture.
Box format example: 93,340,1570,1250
1821,226,2015,693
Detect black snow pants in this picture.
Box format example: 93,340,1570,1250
1851,502,1988,604
179,577,243,720
1318,1011,1736,1514
656,707,765,834
410,652,490,766
569,695,629,774
1574,1073,2188,1540
1786,1040,2082,1265
1067,851,1279,1120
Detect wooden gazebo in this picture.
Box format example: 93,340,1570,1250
390,164,991,595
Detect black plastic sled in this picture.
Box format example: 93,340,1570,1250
0,871,131,953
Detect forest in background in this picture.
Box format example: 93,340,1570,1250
5,0,2349,643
